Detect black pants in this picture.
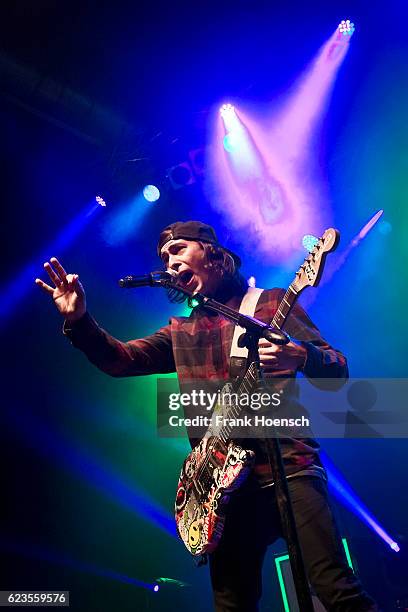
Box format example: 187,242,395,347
209,476,378,612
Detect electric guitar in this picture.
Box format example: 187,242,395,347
174,228,339,556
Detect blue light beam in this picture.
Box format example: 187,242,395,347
102,191,152,245
0,534,158,591
0,200,103,323
322,451,400,552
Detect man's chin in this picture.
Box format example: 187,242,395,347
194,281,216,296
187,275,215,295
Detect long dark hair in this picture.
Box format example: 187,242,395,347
165,242,247,306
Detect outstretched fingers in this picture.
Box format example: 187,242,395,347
35,278,54,295
50,257,67,281
43,260,65,287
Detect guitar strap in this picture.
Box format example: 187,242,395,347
229,287,264,380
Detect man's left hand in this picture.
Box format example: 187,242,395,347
258,339,307,374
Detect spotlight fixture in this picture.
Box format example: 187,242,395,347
338,19,355,36
142,184,160,202
95,195,107,207
220,103,236,118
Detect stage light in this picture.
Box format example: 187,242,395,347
1,199,103,323
153,584,160,592
143,184,160,202
1,535,165,594
248,276,256,288
95,195,107,207
302,234,319,252
338,19,355,36
220,103,235,118
220,103,241,135
208,22,355,263
358,209,383,239
322,451,400,553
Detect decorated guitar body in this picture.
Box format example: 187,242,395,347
175,229,339,557
175,431,255,556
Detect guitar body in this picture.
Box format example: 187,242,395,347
175,435,255,556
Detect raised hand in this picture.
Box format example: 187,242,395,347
35,257,86,322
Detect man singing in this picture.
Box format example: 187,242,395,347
36,220,378,611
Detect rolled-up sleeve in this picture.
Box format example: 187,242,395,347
63,312,175,377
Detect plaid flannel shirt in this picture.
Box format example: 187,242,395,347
64,288,348,486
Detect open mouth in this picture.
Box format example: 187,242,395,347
178,270,195,287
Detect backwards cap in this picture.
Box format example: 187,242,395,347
157,220,241,268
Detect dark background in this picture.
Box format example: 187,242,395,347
1,1,407,610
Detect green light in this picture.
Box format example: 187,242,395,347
274,554,290,612
275,539,354,610
342,537,354,571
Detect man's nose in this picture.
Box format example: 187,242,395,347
167,255,182,271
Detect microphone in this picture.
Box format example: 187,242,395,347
118,270,178,288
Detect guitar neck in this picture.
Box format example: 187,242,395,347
212,284,301,442
271,283,299,330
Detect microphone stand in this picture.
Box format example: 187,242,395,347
243,332,315,612
186,291,290,345
121,276,315,610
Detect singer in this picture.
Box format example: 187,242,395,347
35,221,378,611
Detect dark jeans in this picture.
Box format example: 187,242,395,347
209,476,378,612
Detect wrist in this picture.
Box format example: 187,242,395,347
65,310,86,324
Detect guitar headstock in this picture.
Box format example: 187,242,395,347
292,228,340,293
